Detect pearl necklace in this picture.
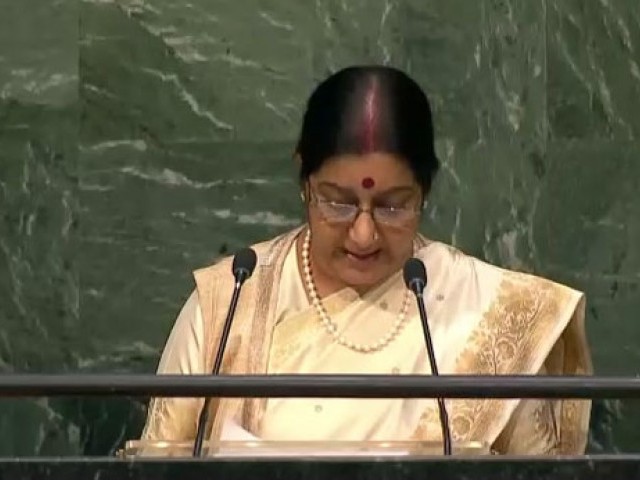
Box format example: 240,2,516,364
301,228,411,353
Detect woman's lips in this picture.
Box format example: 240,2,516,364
344,249,381,266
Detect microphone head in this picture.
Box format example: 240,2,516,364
403,257,427,294
232,248,257,282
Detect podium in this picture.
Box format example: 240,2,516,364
3,449,637,480
120,439,491,458
2,442,638,479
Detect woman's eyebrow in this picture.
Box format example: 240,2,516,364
317,181,353,195
317,181,414,196
376,185,415,196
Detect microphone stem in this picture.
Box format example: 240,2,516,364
416,292,453,456
193,281,242,457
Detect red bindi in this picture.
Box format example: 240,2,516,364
361,177,375,189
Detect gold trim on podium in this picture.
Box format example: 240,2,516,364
119,439,491,458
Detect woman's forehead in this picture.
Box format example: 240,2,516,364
313,179,416,199
314,152,416,182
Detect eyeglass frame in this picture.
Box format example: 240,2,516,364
303,182,425,227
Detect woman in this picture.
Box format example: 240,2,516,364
141,66,592,455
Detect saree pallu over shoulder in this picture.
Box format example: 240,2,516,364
140,227,303,443
409,246,592,454
192,227,304,440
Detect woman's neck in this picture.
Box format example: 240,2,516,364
295,232,389,299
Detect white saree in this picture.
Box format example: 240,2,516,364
141,226,592,455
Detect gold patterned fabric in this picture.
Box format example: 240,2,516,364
141,226,592,454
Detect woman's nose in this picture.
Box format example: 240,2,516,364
348,210,378,248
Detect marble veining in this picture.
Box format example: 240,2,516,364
0,0,638,456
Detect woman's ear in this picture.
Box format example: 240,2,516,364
294,153,308,201
300,181,309,203
420,183,431,206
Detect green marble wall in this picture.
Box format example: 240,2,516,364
1,0,638,455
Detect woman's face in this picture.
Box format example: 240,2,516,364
304,152,423,291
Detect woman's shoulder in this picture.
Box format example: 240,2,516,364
416,237,583,297
414,237,479,282
416,237,468,266
193,226,302,281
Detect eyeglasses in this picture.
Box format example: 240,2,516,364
306,186,422,227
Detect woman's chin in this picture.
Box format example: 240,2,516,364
337,267,388,292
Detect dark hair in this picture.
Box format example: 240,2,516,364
296,65,440,193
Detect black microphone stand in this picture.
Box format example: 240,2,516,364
404,258,453,456
192,250,256,457
415,288,453,456
192,280,242,457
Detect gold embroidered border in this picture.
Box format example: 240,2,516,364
412,271,581,451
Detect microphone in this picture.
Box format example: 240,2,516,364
192,247,258,457
403,257,453,456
